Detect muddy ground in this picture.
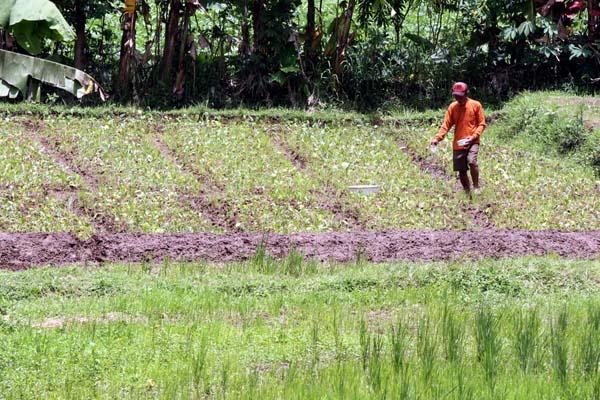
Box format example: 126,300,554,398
1,230,599,270
3,117,599,270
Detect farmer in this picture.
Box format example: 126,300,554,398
429,82,486,196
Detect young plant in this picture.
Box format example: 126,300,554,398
475,305,502,393
513,307,543,374
417,313,437,385
250,239,277,274
550,307,570,387
282,246,307,276
389,318,410,375
442,302,465,364
579,303,600,376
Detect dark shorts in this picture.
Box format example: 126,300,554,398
453,144,479,172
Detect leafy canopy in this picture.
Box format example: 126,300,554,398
0,0,75,55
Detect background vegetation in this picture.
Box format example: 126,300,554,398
1,0,599,109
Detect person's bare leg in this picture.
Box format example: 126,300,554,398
469,164,479,189
458,171,471,193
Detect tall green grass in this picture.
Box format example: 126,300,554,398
513,307,543,374
1,257,600,398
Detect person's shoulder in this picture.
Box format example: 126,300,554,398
447,101,459,111
468,98,483,108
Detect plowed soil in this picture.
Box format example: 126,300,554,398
1,230,599,270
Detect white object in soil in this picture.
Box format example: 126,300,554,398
348,185,380,195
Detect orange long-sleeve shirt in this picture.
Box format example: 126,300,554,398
435,98,486,150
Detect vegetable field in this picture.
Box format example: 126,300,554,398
1,95,599,240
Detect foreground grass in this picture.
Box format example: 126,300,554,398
2,256,600,398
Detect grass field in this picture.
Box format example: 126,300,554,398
2,257,600,398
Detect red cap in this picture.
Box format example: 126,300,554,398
452,82,468,96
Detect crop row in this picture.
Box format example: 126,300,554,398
2,113,598,234
0,121,90,232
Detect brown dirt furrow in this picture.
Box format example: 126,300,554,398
22,120,99,188
20,120,126,233
269,129,309,170
269,129,366,230
152,132,240,232
1,230,600,270
396,140,499,229
397,141,450,181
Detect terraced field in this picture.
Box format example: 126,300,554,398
2,94,600,399
1,95,599,268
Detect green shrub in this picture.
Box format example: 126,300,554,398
554,108,586,154
496,97,598,175
579,130,600,176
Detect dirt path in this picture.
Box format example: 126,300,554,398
268,127,366,230
151,124,240,232
21,120,126,232
1,230,599,270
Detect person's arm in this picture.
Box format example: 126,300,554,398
469,103,486,141
432,107,454,144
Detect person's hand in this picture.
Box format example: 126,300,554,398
429,139,438,153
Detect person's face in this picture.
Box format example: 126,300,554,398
453,93,467,105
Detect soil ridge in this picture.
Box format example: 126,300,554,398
1,230,599,270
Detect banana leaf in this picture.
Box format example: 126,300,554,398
0,0,75,55
0,49,107,100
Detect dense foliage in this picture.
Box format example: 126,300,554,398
0,0,599,109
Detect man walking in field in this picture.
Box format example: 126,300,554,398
429,82,486,196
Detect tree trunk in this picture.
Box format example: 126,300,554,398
251,0,265,53
116,1,137,100
589,0,599,40
174,2,193,98
334,0,356,77
305,0,316,66
240,2,251,56
160,0,182,83
73,0,86,70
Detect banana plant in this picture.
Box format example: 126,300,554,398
0,0,106,101
0,0,74,55
0,49,107,100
